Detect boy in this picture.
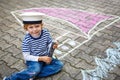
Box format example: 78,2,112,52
3,12,63,80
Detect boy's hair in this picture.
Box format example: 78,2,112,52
24,24,30,30
24,23,43,30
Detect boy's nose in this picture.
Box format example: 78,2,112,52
33,28,37,31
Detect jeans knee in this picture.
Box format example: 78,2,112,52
28,67,41,77
58,61,64,69
33,67,41,73
54,59,64,68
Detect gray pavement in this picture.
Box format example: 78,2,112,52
0,0,120,80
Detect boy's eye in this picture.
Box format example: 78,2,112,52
35,25,40,28
29,26,33,29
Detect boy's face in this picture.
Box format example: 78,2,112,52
26,24,43,37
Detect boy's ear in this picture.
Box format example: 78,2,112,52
41,23,43,26
41,23,43,28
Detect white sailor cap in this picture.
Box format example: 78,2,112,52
20,12,45,24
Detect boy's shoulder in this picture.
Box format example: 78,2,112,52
25,33,30,38
42,28,50,33
43,28,49,32
23,33,31,41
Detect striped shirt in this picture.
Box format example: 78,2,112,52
22,29,52,61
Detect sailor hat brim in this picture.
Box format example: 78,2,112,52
20,12,45,24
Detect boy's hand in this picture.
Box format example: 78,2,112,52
38,56,52,64
53,42,58,49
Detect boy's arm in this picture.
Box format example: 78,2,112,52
23,52,52,64
23,52,39,61
38,56,52,64
48,41,58,57
46,29,58,57
22,36,40,61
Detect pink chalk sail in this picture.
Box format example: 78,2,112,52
23,8,112,34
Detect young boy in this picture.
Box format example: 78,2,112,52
3,12,63,80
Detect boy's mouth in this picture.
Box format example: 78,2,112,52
33,31,39,34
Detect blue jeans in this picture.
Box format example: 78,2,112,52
5,58,63,80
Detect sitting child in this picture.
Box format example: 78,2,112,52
3,12,63,80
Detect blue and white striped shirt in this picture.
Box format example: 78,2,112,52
22,29,52,61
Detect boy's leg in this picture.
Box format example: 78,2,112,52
37,58,63,77
5,61,43,80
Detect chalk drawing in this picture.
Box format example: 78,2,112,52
11,8,120,80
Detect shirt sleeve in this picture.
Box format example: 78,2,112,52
22,38,30,53
47,31,53,44
23,52,39,61
22,37,39,61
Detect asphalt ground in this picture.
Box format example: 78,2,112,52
0,0,120,80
